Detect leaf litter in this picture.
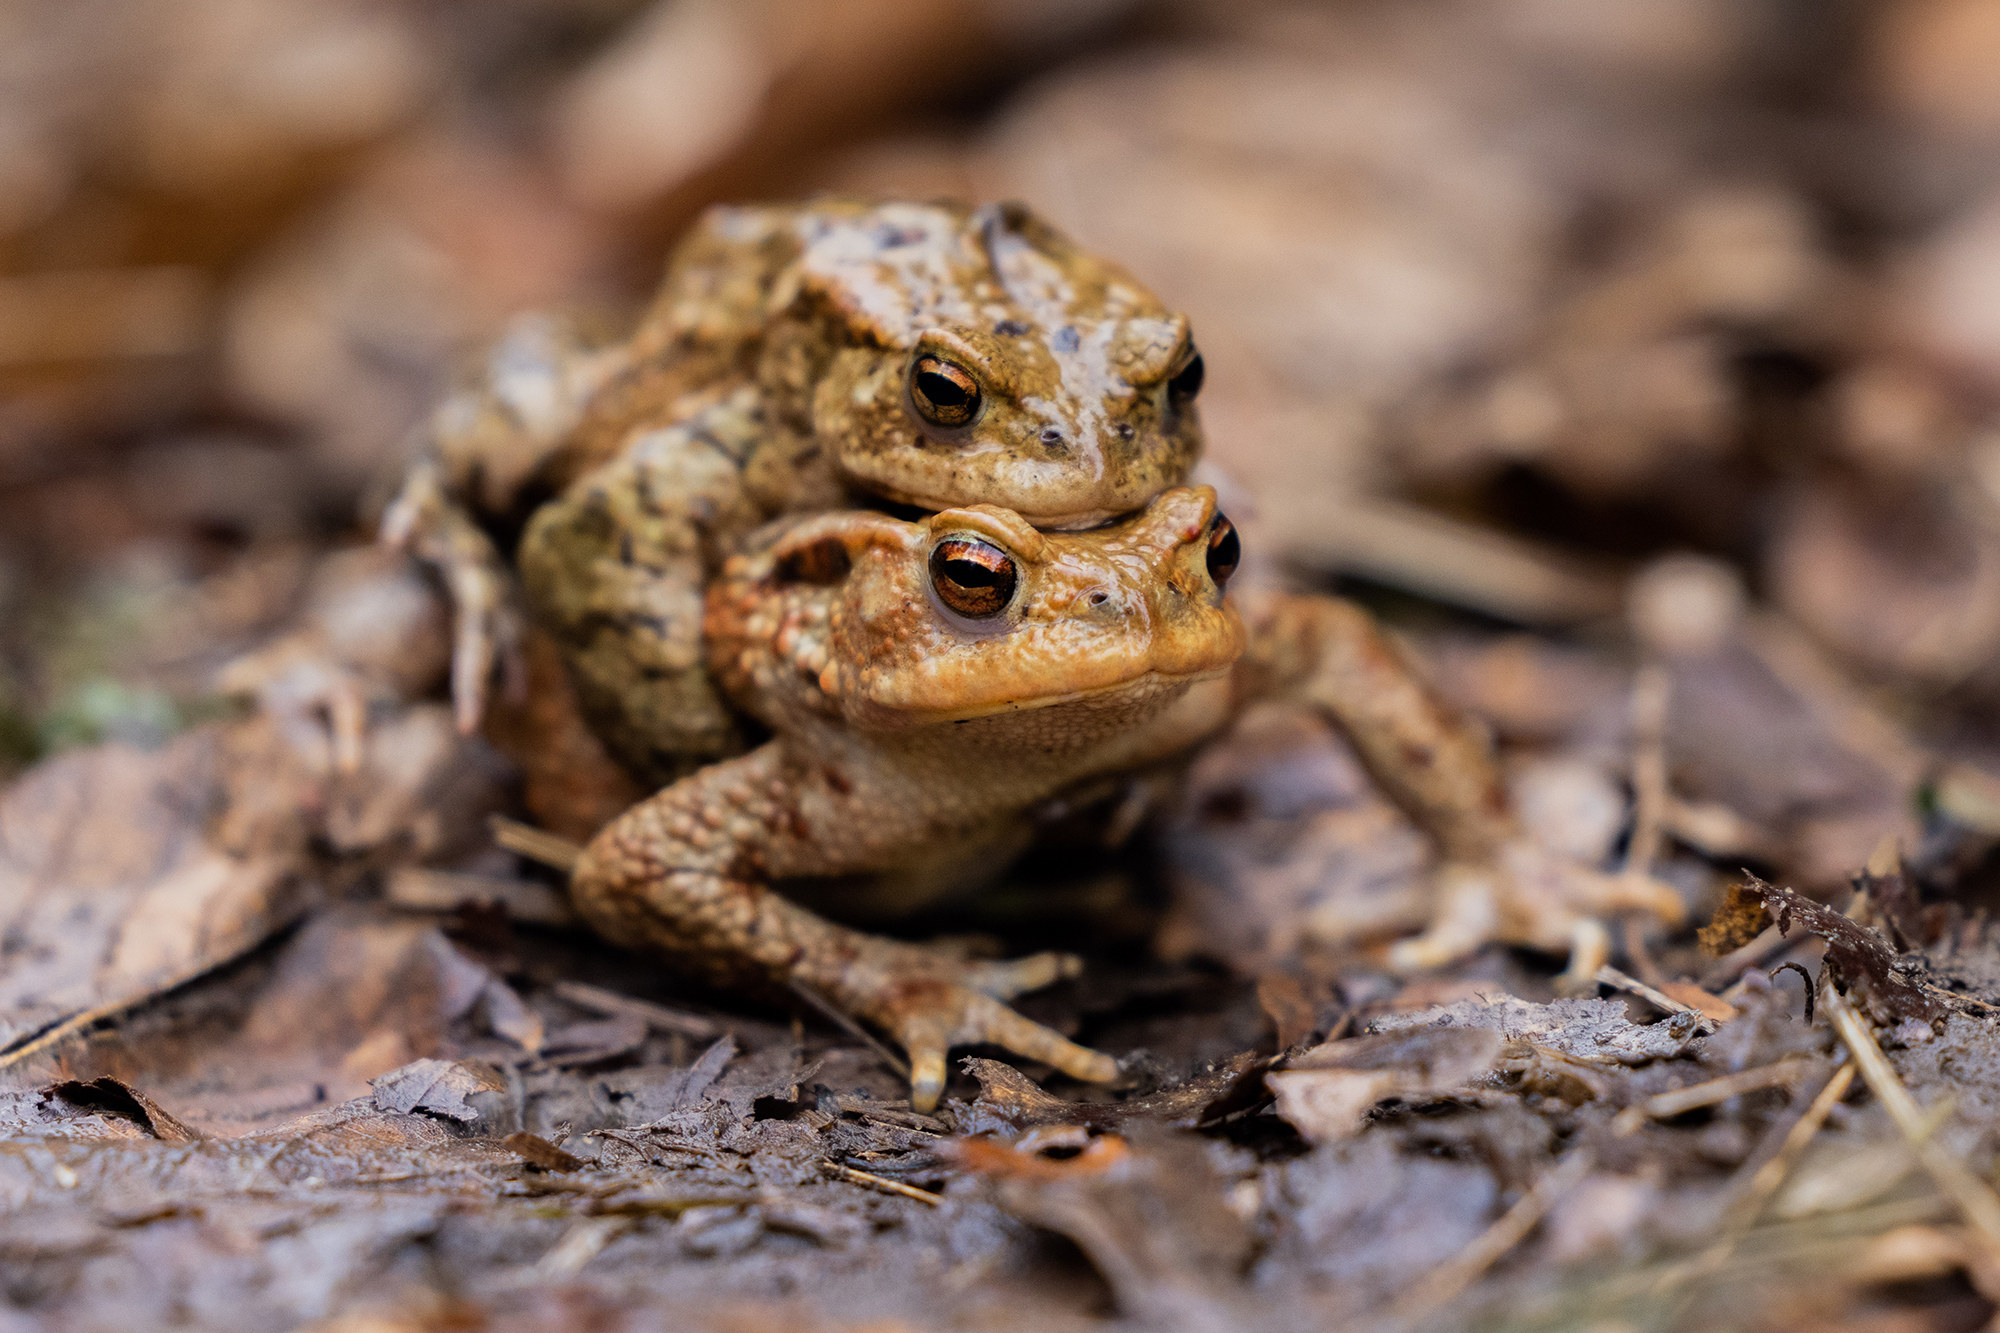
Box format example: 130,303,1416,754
16,0,2000,1329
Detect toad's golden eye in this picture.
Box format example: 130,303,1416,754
1167,344,1204,405
929,536,1017,618
910,355,982,428
1206,514,1239,588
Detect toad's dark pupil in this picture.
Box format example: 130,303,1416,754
911,356,981,427
1206,515,1240,588
930,537,1016,617
1168,349,1204,403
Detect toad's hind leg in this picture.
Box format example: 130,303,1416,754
570,745,1119,1112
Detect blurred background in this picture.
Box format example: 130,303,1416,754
8,0,2000,907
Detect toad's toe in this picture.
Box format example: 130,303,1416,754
960,950,1083,1000
893,991,1118,1113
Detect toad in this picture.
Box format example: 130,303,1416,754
571,487,1683,1109
383,198,1205,790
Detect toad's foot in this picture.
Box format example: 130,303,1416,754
381,460,525,733
1383,839,1686,981
820,941,1118,1113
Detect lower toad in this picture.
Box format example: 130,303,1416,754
569,488,1682,1109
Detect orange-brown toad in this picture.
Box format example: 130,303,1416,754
570,488,1681,1109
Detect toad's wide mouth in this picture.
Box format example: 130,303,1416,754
858,661,1235,727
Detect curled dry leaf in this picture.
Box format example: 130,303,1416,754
1268,1027,1506,1143
44,1076,203,1143
955,1053,1265,1136
369,1057,506,1123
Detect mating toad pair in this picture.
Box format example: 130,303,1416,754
389,200,1678,1109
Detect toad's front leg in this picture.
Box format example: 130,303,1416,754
569,744,1118,1111
1239,591,1683,974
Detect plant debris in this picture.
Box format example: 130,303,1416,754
13,0,2000,1328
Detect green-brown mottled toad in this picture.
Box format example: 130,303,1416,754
385,198,1205,791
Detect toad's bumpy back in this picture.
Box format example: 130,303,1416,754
389,198,1208,800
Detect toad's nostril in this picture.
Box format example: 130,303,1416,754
1088,590,1109,607
1039,427,1064,445
1115,422,1135,441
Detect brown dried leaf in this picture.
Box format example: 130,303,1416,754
503,1131,584,1172
1741,874,1946,1027
0,728,310,1058
45,1077,203,1143
950,1129,1252,1327
369,1058,504,1123
1257,973,1319,1050
1698,880,1774,956
1269,1027,1506,1143
956,1053,1264,1135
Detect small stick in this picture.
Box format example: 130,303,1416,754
1622,662,1671,882
1390,1147,1595,1322
1726,1059,1855,1231
1612,1059,1812,1136
490,815,583,873
1823,985,2000,1259
789,979,910,1081
821,1160,943,1206
552,980,722,1039
533,1216,631,1277
1639,1057,1855,1304
1596,963,1699,1019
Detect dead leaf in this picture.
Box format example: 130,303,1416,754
1699,880,1774,956
541,1014,648,1066
370,1058,505,1122
0,728,310,1061
503,1131,584,1172
1371,994,1703,1065
44,1077,203,1142
956,1054,1264,1135
1257,973,1319,1050
1739,874,1947,1028
1268,1028,1505,1142
950,1129,1252,1328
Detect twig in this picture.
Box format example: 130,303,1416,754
385,867,578,926
1596,963,1703,1023
789,979,910,1080
1623,662,1671,881
552,980,722,1039
1612,1059,1815,1136
533,1216,631,1277
1390,1147,1596,1322
1276,493,1623,626
1699,924,1805,991
821,1160,942,1206
490,815,583,873
1641,1056,1855,1304
1822,985,2000,1260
